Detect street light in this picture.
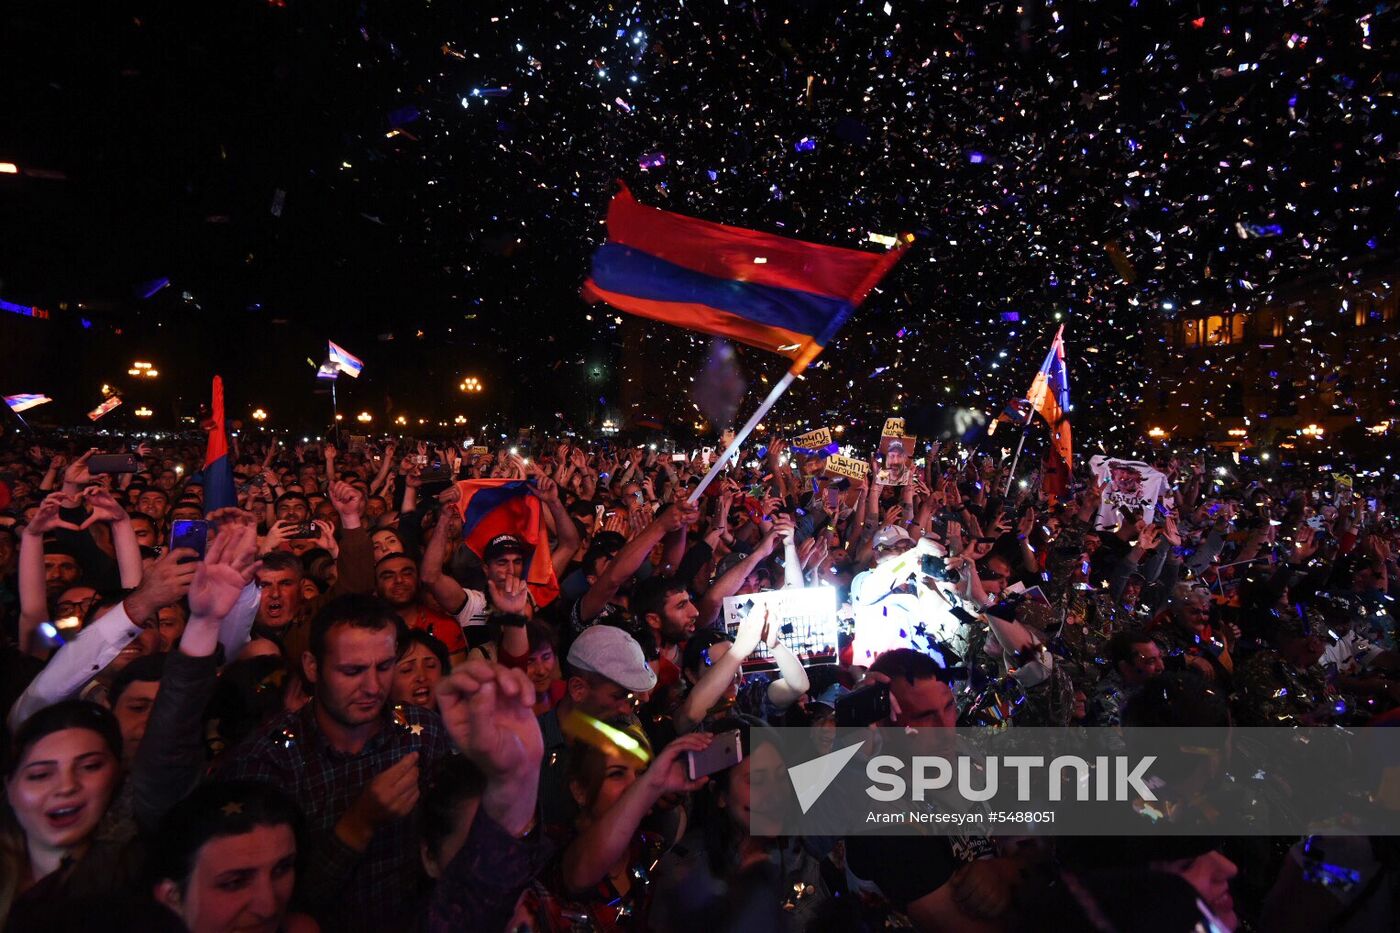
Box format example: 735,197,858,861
134,407,153,418
459,376,483,393
395,415,407,426
128,361,159,378
454,415,467,425
251,408,268,422
357,412,372,423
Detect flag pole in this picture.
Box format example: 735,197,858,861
1003,324,1063,498
1003,420,1033,497
330,375,340,442
688,369,797,503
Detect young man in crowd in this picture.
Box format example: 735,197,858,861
217,594,455,931
2,428,1400,933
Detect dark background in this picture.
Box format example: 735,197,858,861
1,1,1394,449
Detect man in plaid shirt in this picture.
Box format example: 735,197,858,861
219,594,454,932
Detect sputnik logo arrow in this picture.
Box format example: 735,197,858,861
788,740,864,814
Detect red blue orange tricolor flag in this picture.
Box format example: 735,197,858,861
449,479,559,607
202,376,236,512
1025,327,1072,500
582,183,908,374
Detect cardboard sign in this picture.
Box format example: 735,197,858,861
825,454,870,480
722,587,839,671
467,446,490,457
792,427,833,450
882,417,906,437
877,433,918,486
87,396,122,421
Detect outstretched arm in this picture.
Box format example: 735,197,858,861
578,500,697,624
531,475,579,581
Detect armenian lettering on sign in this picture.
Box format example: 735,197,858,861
825,454,871,480
882,417,905,437
792,427,833,450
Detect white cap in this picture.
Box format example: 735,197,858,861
567,625,658,694
873,525,911,549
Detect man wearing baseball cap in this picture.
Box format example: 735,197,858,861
536,623,657,826
421,522,539,653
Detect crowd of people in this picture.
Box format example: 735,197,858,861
0,425,1397,932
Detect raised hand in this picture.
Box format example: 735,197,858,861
329,480,365,527
314,519,340,558
531,474,561,504
80,486,127,529
731,609,769,660
1136,523,1161,551
63,448,97,490
602,509,629,536
661,500,701,533
133,549,201,614
261,520,296,553
1017,508,1037,538
487,575,532,617
435,661,543,832
641,733,715,797
1162,513,1183,547
946,520,964,555
189,524,261,620
1293,525,1320,563
205,506,257,531
24,493,84,537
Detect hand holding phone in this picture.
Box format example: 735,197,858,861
169,520,209,560
88,453,142,474
288,521,321,539
685,729,744,781
835,682,892,728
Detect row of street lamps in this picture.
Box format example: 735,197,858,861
120,361,485,426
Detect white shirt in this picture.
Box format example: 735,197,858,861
452,588,490,629
8,581,260,733
9,601,144,731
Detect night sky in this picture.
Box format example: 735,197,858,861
1,1,1396,449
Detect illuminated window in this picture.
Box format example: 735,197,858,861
1206,315,1228,345
1356,305,1368,327
1182,320,1200,347
1272,316,1286,338
1230,315,1246,342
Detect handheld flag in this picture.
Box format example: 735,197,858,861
326,341,364,379
450,479,559,607
1026,327,1072,500
986,398,1031,437
583,183,908,375
202,376,236,512
4,394,53,414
